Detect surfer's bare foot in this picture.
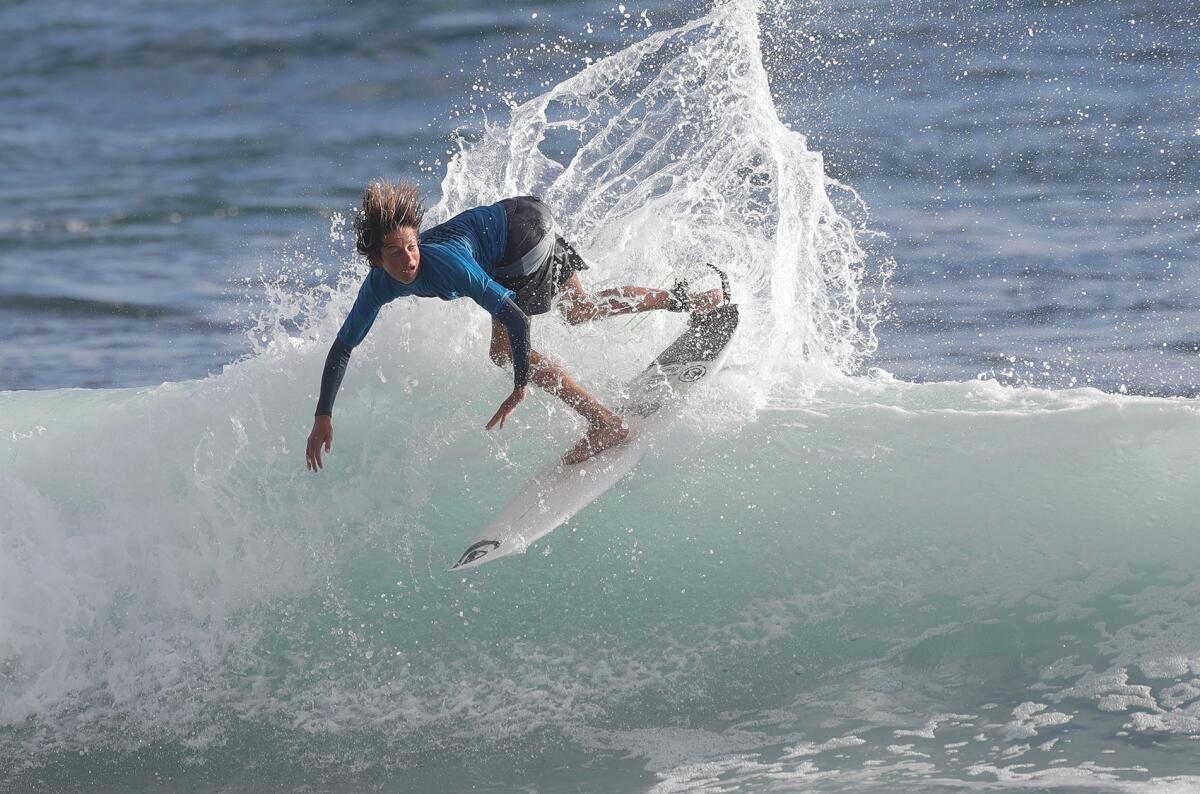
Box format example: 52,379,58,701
668,278,725,316
689,287,725,315
563,420,630,465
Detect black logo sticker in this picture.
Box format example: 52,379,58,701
454,540,500,568
678,364,707,382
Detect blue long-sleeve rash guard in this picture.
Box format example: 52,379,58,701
315,203,532,417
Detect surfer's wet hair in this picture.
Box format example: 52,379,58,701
355,179,425,262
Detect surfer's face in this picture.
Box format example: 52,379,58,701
376,227,421,284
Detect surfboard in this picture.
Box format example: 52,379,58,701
451,270,739,570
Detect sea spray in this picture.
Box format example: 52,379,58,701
437,0,887,396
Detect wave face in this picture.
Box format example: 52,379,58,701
3,2,1200,791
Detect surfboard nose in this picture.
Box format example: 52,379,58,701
451,539,501,570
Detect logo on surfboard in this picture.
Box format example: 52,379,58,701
453,539,500,568
678,364,707,382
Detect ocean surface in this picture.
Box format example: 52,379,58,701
2,0,1199,791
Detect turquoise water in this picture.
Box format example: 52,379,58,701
3,1,1200,791
4,371,1199,791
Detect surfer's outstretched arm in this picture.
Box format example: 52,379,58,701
306,338,351,471
484,297,532,431
489,320,627,446
307,294,530,468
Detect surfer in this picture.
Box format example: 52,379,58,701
305,180,722,472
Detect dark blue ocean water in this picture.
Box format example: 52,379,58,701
2,0,1197,393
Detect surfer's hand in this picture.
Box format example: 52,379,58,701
486,386,528,431
306,416,333,471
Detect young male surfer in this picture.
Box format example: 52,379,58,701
305,180,721,472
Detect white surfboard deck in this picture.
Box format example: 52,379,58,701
451,300,739,570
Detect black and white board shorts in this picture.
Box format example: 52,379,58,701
496,196,589,316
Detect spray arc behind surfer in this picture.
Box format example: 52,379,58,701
304,180,722,472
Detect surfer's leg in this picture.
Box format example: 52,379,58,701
557,274,723,325
490,321,613,425
490,320,629,450
557,274,668,324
